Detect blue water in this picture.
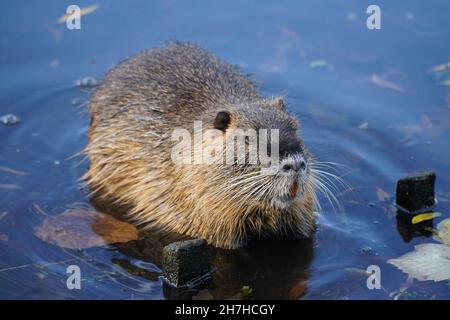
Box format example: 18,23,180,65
1,0,450,299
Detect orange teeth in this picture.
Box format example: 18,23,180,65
289,181,298,198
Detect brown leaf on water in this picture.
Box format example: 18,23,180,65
0,166,28,176
57,5,99,24
34,209,138,249
371,73,407,93
377,188,390,202
0,234,8,242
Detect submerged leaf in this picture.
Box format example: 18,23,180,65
241,285,253,298
411,212,442,224
0,184,20,190
377,188,390,202
358,121,369,130
388,243,450,282
34,209,138,249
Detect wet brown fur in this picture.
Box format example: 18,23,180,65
84,42,316,249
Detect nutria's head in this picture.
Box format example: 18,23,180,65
170,97,317,242
221,98,314,209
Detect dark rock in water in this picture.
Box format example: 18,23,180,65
0,114,20,125
162,239,210,288
396,210,434,243
396,171,435,213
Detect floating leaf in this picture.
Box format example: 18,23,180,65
434,218,450,246
241,285,253,298
57,5,99,24
49,59,60,68
388,243,450,282
377,188,390,202
0,166,28,176
421,114,433,129
439,79,450,86
411,212,442,225
358,121,369,130
430,64,447,73
34,209,138,249
430,63,449,73
371,74,406,93
309,59,328,69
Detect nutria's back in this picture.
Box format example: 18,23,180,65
90,42,258,125
85,42,317,249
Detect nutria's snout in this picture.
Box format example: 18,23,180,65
280,154,307,175
267,153,311,210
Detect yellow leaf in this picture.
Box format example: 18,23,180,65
411,212,441,224
57,5,99,24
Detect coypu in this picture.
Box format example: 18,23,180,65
84,42,319,249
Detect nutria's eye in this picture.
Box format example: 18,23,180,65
214,111,231,132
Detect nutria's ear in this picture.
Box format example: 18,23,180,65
214,111,231,132
270,97,285,110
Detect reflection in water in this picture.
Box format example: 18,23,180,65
209,238,313,300
93,190,314,300
115,231,314,300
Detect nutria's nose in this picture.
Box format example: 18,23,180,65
281,156,306,173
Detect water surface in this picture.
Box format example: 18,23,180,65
1,0,450,299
